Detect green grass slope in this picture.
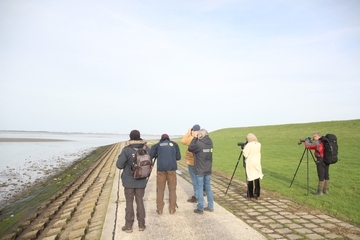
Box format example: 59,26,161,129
177,119,360,226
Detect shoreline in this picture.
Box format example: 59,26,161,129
0,145,96,208
0,138,71,142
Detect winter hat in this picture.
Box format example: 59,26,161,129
246,133,258,142
129,130,141,140
161,134,169,140
192,124,200,131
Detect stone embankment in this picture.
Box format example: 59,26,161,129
1,142,359,240
0,142,122,240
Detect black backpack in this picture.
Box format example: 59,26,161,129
322,134,338,164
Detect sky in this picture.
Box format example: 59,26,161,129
1,0,359,135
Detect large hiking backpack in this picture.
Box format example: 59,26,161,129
131,145,152,179
322,134,338,164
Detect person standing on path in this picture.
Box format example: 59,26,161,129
181,124,201,203
243,133,263,201
116,130,149,233
188,129,214,214
150,134,181,215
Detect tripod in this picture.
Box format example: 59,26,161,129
289,147,316,195
225,148,246,195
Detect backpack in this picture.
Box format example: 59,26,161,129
130,145,152,179
322,134,338,164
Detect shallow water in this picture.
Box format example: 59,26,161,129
0,131,158,206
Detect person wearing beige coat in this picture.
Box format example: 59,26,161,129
243,133,263,201
181,124,200,203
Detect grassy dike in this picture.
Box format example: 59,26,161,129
0,145,111,237
177,119,360,226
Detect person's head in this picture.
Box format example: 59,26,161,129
246,133,258,142
197,129,208,139
161,133,169,140
191,124,200,132
129,129,142,140
313,132,321,141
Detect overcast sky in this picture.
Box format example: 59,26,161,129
1,0,359,135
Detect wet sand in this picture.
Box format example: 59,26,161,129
0,138,92,207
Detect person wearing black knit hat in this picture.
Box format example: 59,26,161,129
129,130,142,140
150,133,181,215
116,129,149,233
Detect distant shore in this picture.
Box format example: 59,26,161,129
0,138,71,142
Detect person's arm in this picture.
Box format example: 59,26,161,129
304,139,318,150
181,128,193,145
175,142,181,160
188,137,199,153
116,148,128,169
150,143,158,159
243,143,250,158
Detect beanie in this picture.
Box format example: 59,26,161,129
192,124,200,131
161,133,169,140
129,130,141,140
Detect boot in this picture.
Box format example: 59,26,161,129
313,181,324,195
323,180,330,194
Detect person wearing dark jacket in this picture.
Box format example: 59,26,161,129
303,132,329,195
188,129,214,214
116,130,150,233
150,134,181,215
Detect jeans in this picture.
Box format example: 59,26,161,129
156,171,177,212
124,188,145,228
195,174,214,210
188,165,197,196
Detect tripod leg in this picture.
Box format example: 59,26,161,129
289,148,306,187
309,150,316,163
306,149,309,195
225,151,242,195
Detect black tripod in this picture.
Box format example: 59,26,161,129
289,147,316,195
225,148,246,195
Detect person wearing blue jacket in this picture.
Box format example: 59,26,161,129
116,130,150,233
150,134,181,215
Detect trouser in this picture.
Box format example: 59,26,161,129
316,158,330,181
156,171,177,212
188,165,197,196
124,188,145,228
195,174,214,210
247,178,260,198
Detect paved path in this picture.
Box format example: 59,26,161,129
102,163,266,240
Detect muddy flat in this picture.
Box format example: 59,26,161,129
0,138,71,142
